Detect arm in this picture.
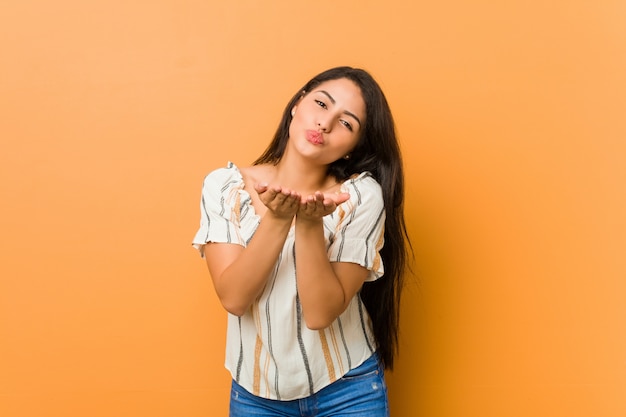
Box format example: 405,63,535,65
294,192,370,330
204,184,300,316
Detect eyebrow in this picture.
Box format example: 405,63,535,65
319,90,362,127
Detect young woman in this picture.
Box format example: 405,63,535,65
193,66,410,416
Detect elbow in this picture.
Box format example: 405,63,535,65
213,283,253,317
302,300,348,330
305,320,330,331
303,313,335,331
219,297,249,317
224,306,247,317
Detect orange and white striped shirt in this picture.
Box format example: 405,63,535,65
192,162,385,400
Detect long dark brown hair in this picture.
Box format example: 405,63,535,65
254,66,410,369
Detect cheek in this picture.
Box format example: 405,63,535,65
287,117,299,137
342,133,361,151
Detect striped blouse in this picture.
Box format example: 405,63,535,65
192,162,386,401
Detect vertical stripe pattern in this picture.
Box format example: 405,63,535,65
192,163,385,401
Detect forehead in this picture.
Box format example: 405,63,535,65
311,78,365,113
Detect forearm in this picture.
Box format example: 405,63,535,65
211,214,292,316
294,219,347,329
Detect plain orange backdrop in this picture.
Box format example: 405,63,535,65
1,1,625,416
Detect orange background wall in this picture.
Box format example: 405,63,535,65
1,1,625,416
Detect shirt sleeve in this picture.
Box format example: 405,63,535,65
327,174,386,282
192,166,247,257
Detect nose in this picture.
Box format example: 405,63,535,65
316,116,331,132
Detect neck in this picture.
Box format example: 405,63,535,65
273,157,331,194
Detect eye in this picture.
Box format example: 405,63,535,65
315,100,327,109
340,119,353,131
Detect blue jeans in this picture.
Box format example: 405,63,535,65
229,353,389,417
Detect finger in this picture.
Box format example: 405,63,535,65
326,192,350,205
272,188,290,205
284,191,301,207
254,182,269,193
258,185,286,208
276,189,301,208
310,197,327,214
322,198,336,208
302,191,323,204
261,184,282,197
305,193,323,210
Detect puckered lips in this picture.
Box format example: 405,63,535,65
305,130,324,145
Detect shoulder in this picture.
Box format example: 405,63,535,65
341,171,384,210
202,162,244,192
238,163,274,186
342,172,383,202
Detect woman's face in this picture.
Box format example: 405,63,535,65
287,78,366,166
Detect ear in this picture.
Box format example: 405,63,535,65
291,92,305,116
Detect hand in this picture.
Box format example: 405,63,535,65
255,183,301,220
297,191,350,222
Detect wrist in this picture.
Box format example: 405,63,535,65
264,211,295,226
295,215,323,230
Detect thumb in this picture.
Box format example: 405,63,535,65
329,192,350,205
254,182,269,193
